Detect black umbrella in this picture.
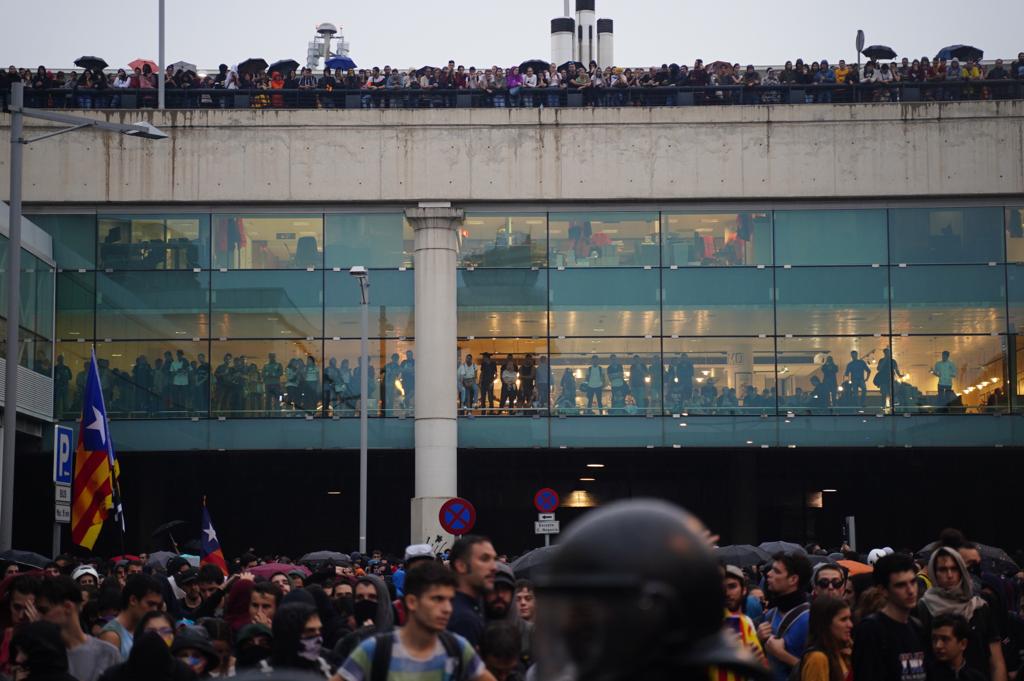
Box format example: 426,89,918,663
237,57,269,74
268,59,300,76
151,519,187,553
715,544,771,568
74,56,108,71
519,59,551,74
145,550,177,570
0,549,50,569
415,65,438,77
935,45,984,62
559,60,585,71
758,541,807,556
510,545,559,579
806,554,832,567
918,541,1020,575
861,45,897,60
301,550,350,564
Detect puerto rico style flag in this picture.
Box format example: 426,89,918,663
71,350,121,550
201,498,228,575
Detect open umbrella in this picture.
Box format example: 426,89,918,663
806,554,832,567
301,550,350,564
918,541,1019,575
237,58,269,74
268,59,300,76
145,551,178,570
936,45,983,62
249,562,311,579
706,60,732,74
519,59,550,75
128,58,158,73
415,66,437,77
151,519,187,553
861,45,897,60
325,55,357,71
558,60,585,71
510,545,559,579
168,60,197,74
837,559,873,576
715,544,771,568
74,56,108,71
758,541,807,556
0,549,50,569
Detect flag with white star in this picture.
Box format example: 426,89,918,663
201,498,228,575
71,349,120,550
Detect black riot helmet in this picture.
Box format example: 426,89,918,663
533,499,768,681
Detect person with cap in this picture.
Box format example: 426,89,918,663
36,576,120,681
392,544,437,624
483,563,533,671
448,535,498,649
171,624,220,677
917,546,1006,681
72,566,100,589
722,565,766,667
177,569,204,620
9,621,79,681
532,498,768,681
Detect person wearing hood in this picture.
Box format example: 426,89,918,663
9,621,78,681
98,629,195,681
918,546,1007,681
261,602,333,677
332,574,394,660
484,563,532,670
171,625,220,678
234,623,272,671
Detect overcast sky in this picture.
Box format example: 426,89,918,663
7,0,1022,71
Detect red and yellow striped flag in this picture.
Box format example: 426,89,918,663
71,351,118,550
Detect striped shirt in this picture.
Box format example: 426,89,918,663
339,630,484,681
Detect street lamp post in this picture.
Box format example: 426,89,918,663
1,81,167,550
349,266,369,554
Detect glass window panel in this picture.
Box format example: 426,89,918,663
662,337,776,415
21,253,54,341
0,324,54,378
325,339,416,416
1007,207,1024,263
97,271,210,340
29,214,96,269
458,270,546,338
325,213,412,269
663,268,772,336
663,212,771,266
459,214,546,268
775,267,889,336
98,215,209,269
56,272,94,340
891,265,1006,334
458,339,549,414
1008,264,1024,334
891,335,1007,414
548,338,662,416
213,215,323,269
94,340,209,419
210,339,322,417
324,270,413,338
774,210,887,265
549,212,660,267
212,271,323,338
889,207,1004,264
54,342,93,419
1014,337,1024,414
776,337,889,415
550,269,659,337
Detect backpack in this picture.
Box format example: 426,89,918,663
369,630,464,681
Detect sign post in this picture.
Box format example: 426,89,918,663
439,498,476,537
533,488,560,546
52,426,74,556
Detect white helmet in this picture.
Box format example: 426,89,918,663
72,565,100,582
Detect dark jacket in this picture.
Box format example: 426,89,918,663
9,621,78,681
98,631,196,681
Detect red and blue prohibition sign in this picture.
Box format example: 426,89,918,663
439,497,477,536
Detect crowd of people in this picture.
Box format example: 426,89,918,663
4,54,1024,111
1,507,1023,680
52,344,1000,421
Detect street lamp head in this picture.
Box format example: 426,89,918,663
349,265,368,278
122,121,169,140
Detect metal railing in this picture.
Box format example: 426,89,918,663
5,80,1022,112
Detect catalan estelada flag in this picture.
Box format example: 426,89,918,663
71,350,120,550
200,498,228,576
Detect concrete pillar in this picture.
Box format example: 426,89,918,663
405,204,464,545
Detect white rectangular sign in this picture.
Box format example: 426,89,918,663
535,520,560,535
55,484,71,503
538,513,555,521
55,503,71,524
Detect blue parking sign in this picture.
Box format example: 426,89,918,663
53,425,74,486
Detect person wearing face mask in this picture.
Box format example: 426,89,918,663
234,623,272,671
170,625,220,678
261,602,333,677
332,575,395,660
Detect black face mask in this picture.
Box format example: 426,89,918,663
236,644,271,669
353,599,378,625
334,594,354,617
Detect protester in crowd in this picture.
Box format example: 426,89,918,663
513,580,534,623
36,577,120,681
332,574,393,660
170,625,220,678
931,614,989,681
97,627,194,681
98,574,164,658
447,535,498,648
757,553,811,681
723,565,766,665
9,621,78,681
479,621,523,681
797,596,853,681
197,617,234,677
259,602,333,677
811,563,848,602
852,553,928,681
234,622,273,671
336,561,492,681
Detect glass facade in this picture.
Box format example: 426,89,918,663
34,205,1024,448
0,234,56,378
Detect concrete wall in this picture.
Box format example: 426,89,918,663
1,101,1022,204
